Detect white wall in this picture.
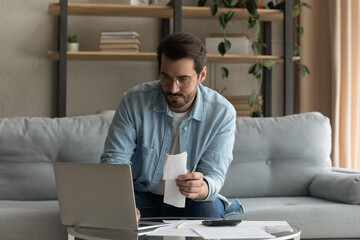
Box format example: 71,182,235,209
0,0,283,117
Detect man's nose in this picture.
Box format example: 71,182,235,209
169,79,180,93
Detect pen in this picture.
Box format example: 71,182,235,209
176,221,187,228
191,164,197,173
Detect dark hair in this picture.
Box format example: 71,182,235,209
157,32,207,74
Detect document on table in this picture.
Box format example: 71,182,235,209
191,225,275,239
146,220,275,239
162,152,187,208
148,220,200,237
239,221,293,234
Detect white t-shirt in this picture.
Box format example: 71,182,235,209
150,110,190,195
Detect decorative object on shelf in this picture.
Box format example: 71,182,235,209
99,31,141,52
67,34,79,52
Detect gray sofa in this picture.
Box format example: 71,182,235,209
0,112,359,240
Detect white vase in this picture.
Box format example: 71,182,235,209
67,42,79,52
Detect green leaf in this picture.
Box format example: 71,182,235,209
299,64,310,77
218,42,226,55
219,13,227,29
221,66,229,79
211,4,218,16
248,92,258,107
251,38,266,55
224,39,231,52
226,11,235,22
230,0,238,7
302,2,312,9
248,63,257,74
246,0,258,15
297,26,304,36
249,63,263,79
292,1,302,17
67,35,77,43
251,111,264,118
263,60,276,69
293,45,302,56
198,0,207,6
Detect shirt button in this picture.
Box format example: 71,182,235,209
266,160,272,165
184,127,187,131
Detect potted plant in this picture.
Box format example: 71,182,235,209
67,34,79,52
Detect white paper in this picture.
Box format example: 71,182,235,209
162,152,187,179
162,152,187,208
239,221,293,233
164,180,185,207
191,225,275,239
147,220,200,237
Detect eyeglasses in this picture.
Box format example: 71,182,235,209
159,73,199,89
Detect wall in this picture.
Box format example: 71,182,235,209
0,0,283,118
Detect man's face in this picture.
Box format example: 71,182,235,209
160,54,206,113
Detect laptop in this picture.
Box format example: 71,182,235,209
53,162,167,231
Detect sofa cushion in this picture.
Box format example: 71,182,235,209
220,112,332,198
0,114,113,200
310,171,360,204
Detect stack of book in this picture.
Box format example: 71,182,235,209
99,31,141,53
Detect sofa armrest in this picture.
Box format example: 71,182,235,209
309,171,360,204
332,167,360,174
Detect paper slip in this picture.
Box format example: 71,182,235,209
147,220,201,237
239,221,293,234
191,225,275,239
163,152,187,208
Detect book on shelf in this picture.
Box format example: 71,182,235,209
205,33,252,55
100,48,140,53
99,43,140,49
100,38,141,44
99,30,141,52
101,31,140,37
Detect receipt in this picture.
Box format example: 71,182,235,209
163,152,187,208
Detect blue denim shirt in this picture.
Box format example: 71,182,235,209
101,81,243,214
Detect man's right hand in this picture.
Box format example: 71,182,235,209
136,208,141,223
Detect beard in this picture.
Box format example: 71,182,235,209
165,91,196,111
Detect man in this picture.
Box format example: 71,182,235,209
101,32,242,219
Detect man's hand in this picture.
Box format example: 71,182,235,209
136,208,141,223
175,171,209,200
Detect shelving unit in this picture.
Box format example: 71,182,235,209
48,0,297,117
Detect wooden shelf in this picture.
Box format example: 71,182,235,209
48,3,283,21
47,51,300,63
47,51,156,61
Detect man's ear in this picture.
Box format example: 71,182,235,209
199,66,207,83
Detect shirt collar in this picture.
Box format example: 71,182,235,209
153,83,203,122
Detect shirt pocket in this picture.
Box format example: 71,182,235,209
134,145,157,187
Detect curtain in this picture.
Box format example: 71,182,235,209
298,0,360,169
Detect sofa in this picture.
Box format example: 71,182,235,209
0,112,359,240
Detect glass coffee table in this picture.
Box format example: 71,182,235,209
67,218,301,240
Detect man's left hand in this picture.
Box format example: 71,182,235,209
175,172,209,200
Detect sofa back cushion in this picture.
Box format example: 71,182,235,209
0,114,113,200
220,112,332,198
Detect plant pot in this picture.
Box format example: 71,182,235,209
67,42,79,52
